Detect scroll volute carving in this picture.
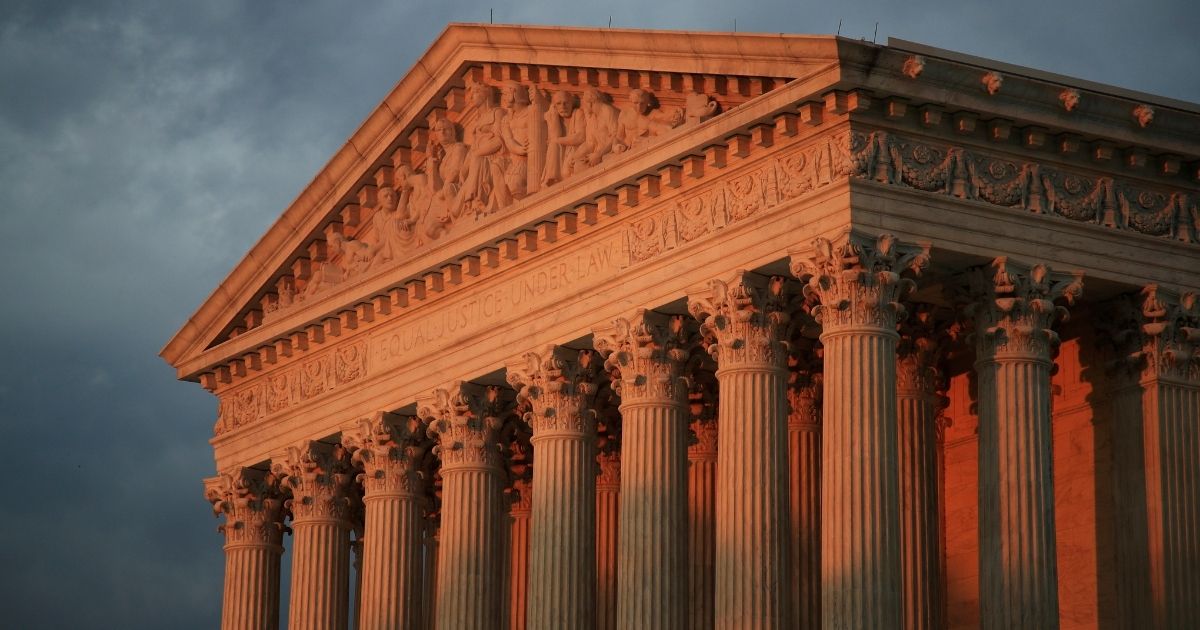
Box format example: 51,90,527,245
205,467,287,546
506,346,605,436
271,440,356,522
419,381,509,470
959,257,1084,360
790,232,931,331
342,411,428,498
1106,285,1200,383
687,272,791,368
593,309,694,405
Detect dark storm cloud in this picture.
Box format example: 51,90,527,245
0,1,1194,627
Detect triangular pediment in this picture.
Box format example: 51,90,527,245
161,24,853,378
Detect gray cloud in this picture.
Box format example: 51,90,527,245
0,0,1194,627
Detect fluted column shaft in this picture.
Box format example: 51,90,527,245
274,442,356,630
508,347,601,630
420,382,508,630
821,328,901,623
290,516,353,630
792,234,931,629
896,353,945,630
508,483,532,630
617,401,688,629
787,387,821,629
967,258,1081,630
206,469,286,630
345,413,427,630
1140,379,1200,628
689,273,793,630
688,417,717,630
596,454,619,630
1110,384,1152,628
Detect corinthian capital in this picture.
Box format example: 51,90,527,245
594,309,693,404
787,337,823,428
205,467,287,546
418,381,508,469
506,345,605,436
1108,285,1200,384
789,231,931,331
896,305,952,396
342,411,427,498
686,271,790,368
271,440,356,522
960,257,1083,360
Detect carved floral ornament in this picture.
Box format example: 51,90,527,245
506,345,605,435
418,381,509,469
789,232,930,331
687,271,791,368
260,72,728,322
1107,284,1200,383
270,440,357,522
205,467,287,545
959,257,1084,360
593,309,693,404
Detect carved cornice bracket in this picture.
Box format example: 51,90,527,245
957,257,1084,361
789,231,930,333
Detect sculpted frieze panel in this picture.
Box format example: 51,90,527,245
852,128,1200,243
215,339,369,435
261,69,745,324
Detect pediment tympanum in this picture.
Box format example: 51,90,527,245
160,24,854,381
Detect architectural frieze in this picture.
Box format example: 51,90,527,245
205,467,288,547
847,128,1200,243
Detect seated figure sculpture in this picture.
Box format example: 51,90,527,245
612,88,683,153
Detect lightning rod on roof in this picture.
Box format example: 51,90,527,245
837,19,842,36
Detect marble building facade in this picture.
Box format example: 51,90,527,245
161,24,1200,629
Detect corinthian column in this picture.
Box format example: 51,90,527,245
343,412,427,630
205,468,286,630
274,441,356,630
418,382,508,630
790,232,930,629
786,342,822,629
686,369,718,630
962,257,1083,629
895,308,948,630
501,419,533,630
595,311,692,630
507,346,603,630
688,272,793,629
1111,285,1200,628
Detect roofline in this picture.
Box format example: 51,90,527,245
887,37,1200,114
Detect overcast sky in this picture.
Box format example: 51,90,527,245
0,0,1195,627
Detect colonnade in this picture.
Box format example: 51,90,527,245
206,233,1200,629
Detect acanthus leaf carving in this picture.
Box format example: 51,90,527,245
593,309,694,405
418,381,509,470
205,467,288,546
687,271,790,368
1105,285,1200,384
959,257,1084,360
789,232,930,332
506,345,605,436
342,411,428,498
271,440,356,523
685,361,719,457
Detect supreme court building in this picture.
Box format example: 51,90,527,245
161,24,1200,629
